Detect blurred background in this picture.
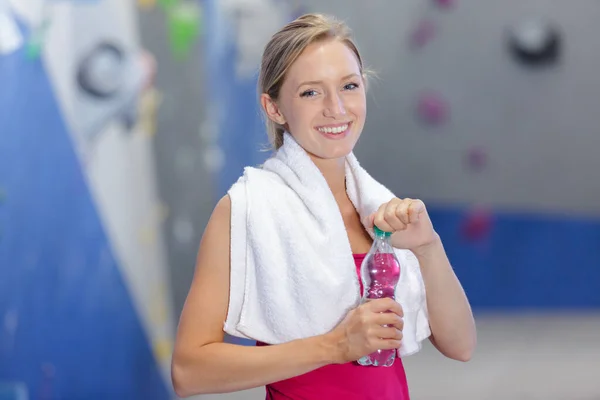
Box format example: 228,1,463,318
1,0,599,399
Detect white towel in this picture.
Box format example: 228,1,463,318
225,132,431,357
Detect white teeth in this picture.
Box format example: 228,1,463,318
318,124,349,134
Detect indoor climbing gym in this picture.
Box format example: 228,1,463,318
1,0,598,399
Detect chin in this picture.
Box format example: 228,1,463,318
309,143,356,161
328,146,355,158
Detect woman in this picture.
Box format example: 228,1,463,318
172,13,476,399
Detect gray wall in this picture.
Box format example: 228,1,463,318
137,8,214,316
139,0,600,318
307,0,600,217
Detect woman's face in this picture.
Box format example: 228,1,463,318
263,39,367,160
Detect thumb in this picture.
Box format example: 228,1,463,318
410,200,427,221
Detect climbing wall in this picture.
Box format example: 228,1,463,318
0,0,175,398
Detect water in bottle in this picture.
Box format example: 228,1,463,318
357,226,401,367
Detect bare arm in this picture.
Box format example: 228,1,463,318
371,198,477,362
173,335,336,396
171,195,336,396
416,235,477,361
171,196,404,396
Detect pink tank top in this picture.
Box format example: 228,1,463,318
257,253,410,400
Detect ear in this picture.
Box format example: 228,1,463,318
260,93,286,125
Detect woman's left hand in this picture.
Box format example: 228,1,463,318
368,198,439,256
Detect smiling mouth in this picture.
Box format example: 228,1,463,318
315,122,352,136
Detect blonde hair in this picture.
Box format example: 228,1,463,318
258,13,368,150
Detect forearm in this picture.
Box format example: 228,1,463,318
172,334,337,396
415,235,477,361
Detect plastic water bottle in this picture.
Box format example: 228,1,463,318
357,226,401,367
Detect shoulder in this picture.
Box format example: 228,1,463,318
212,194,231,222
199,195,232,244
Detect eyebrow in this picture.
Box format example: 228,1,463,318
295,73,360,91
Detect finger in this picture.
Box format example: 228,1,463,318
366,298,404,317
383,201,407,231
407,199,426,224
373,203,394,232
391,318,404,332
373,338,403,350
395,199,412,225
373,313,404,331
372,326,403,341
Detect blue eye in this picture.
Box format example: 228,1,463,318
300,89,318,98
344,82,359,90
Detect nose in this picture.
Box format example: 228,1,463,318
324,92,347,118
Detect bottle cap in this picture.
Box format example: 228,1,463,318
373,226,392,237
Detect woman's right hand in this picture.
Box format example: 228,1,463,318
326,298,404,364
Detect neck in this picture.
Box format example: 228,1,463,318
310,154,348,202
